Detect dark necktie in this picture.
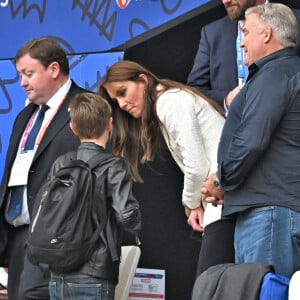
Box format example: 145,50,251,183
7,104,49,223
24,104,49,150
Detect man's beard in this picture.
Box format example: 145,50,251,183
225,0,256,21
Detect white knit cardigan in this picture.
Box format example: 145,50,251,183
156,87,225,226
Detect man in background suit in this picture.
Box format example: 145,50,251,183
187,0,300,107
0,37,91,299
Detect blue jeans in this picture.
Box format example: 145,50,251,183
49,273,115,300
235,206,300,278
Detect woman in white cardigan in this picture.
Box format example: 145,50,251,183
98,60,234,288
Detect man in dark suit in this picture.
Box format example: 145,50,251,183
187,0,300,107
0,37,91,299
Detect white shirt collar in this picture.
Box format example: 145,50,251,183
45,78,72,110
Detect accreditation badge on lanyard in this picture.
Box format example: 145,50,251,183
8,96,66,187
8,110,40,187
8,150,36,187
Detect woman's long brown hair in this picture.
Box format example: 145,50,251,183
98,60,224,182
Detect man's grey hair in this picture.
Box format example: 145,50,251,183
245,3,298,48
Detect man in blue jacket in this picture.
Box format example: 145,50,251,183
202,2,300,278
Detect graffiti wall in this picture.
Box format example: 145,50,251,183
0,0,210,181
0,0,210,59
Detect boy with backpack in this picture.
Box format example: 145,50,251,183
27,92,142,300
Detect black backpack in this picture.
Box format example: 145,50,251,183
27,151,117,273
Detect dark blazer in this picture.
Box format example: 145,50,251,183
187,9,300,107
187,16,238,106
0,81,88,260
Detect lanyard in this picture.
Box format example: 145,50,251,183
20,95,66,150
20,111,37,149
236,21,248,86
236,0,268,86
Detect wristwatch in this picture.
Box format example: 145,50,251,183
213,176,222,190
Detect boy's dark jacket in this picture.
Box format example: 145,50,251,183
49,142,142,284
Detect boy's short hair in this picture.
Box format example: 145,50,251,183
69,93,112,139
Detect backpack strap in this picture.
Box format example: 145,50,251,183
87,152,120,262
